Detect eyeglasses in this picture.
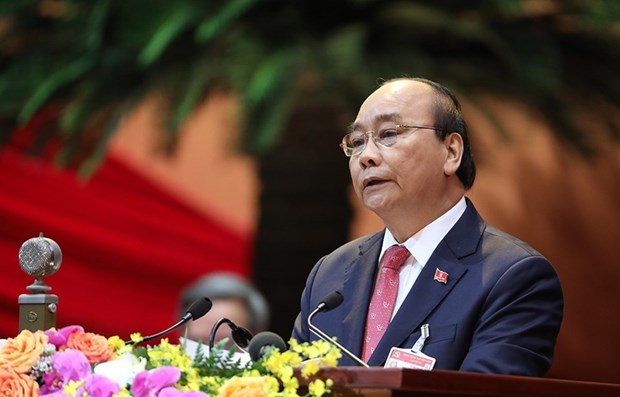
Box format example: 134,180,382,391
339,124,443,157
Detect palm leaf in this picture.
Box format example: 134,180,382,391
0,0,618,169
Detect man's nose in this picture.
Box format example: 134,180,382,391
357,136,382,167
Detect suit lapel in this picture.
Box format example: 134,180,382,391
340,231,383,356
368,246,466,365
368,199,486,365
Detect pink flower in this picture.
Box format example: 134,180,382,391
159,388,210,397
40,349,91,395
43,349,91,391
40,374,119,397
131,367,181,397
80,374,120,397
45,326,84,348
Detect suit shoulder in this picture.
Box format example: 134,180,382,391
476,226,561,284
311,231,383,276
327,231,383,258
483,225,545,259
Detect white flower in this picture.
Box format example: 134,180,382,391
94,352,146,386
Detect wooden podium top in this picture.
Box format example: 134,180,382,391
306,367,620,397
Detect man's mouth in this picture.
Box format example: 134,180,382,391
364,179,387,188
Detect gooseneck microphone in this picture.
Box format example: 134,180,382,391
247,331,287,361
208,318,253,352
126,297,212,345
308,291,369,368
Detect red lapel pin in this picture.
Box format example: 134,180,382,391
433,268,448,284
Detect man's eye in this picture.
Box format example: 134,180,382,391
378,129,399,139
348,135,366,148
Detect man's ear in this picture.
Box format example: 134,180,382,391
444,132,463,176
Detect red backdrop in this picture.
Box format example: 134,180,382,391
0,147,251,339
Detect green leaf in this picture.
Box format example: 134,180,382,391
195,0,256,43
82,0,112,53
167,60,217,133
242,50,300,153
17,58,94,124
77,109,123,177
138,2,194,66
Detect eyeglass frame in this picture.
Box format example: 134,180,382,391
339,124,445,157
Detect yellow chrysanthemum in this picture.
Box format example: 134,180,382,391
108,335,134,358
107,335,124,349
129,332,143,343
321,350,341,367
62,380,83,396
200,375,224,392
146,338,193,370
280,373,299,393
182,367,202,390
308,379,331,397
300,359,320,378
116,389,132,397
244,369,262,377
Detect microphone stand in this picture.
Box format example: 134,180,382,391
209,318,253,353
126,317,189,345
307,307,369,368
125,297,212,345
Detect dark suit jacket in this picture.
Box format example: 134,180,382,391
292,199,563,376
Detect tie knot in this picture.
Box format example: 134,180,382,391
383,245,410,271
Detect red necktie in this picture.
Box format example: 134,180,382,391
361,244,410,362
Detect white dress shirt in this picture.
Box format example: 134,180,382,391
379,196,467,319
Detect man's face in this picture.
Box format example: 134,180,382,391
349,81,453,220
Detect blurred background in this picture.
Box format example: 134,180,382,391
1,0,619,384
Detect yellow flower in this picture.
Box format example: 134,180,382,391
183,367,202,390
300,359,319,378
146,338,193,371
129,332,143,343
107,335,125,350
280,374,299,396
200,375,225,393
218,376,270,397
308,379,331,397
62,380,83,396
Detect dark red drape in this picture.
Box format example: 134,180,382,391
0,147,251,339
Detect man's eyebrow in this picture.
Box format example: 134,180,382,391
346,113,403,133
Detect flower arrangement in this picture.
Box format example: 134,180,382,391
0,326,341,397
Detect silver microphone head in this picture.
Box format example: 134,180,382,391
18,237,62,278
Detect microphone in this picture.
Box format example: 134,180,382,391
19,235,63,282
18,234,63,331
208,318,253,352
247,331,287,361
126,297,212,345
308,291,369,368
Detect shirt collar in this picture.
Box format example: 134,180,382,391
381,196,467,266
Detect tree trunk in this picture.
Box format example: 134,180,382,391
252,101,353,339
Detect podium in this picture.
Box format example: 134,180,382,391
303,368,620,397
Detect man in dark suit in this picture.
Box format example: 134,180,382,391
292,77,563,376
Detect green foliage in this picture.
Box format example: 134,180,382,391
192,340,254,380
0,0,618,171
